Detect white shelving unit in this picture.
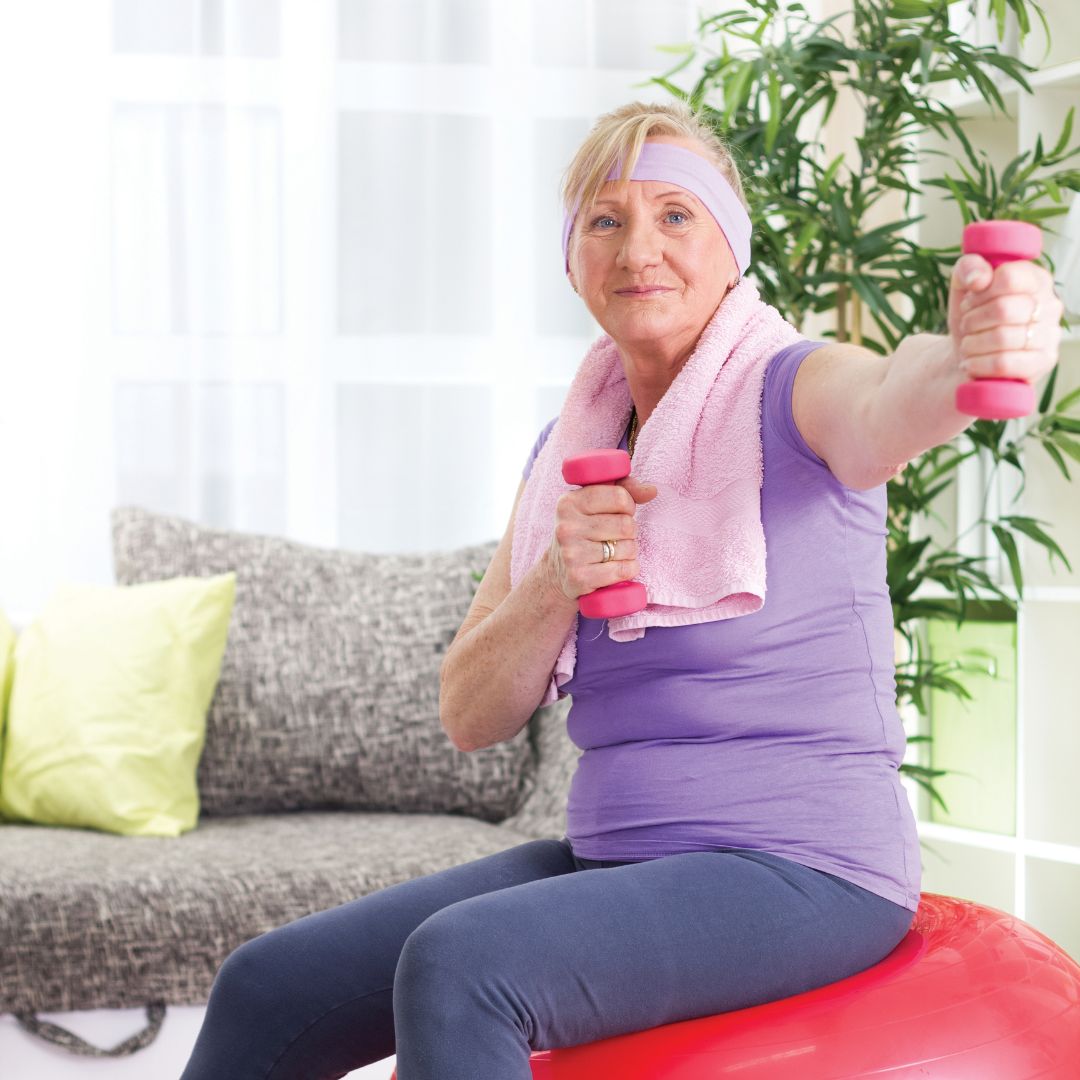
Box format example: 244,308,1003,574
902,1,1080,960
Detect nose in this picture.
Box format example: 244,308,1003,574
617,213,663,273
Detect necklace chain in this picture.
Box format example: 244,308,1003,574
628,407,639,458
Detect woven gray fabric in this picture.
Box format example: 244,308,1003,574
12,1004,166,1056
110,506,535,820
0,812,540,1014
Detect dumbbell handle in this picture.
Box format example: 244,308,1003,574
560,448,648,620
956,220,1042,420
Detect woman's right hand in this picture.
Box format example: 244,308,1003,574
545,475,658,604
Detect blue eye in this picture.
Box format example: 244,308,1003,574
588,211,688,228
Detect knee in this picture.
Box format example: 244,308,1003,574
206,930,287,1018
395,904,492,994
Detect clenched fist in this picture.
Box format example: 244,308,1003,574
546,474,658,604
949,252,1063,386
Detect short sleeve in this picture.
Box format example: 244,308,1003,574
522,416,559,481
764,340,830,466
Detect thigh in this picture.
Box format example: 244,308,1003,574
243,835,574,980
401,846,915,1053
185,836,576,1080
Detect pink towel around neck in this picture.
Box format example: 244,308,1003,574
511,278,805,706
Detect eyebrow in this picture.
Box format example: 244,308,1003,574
592,189,696,207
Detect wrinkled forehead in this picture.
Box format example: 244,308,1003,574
590,178,708,212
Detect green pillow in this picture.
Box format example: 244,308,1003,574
0,572,236,837
0,608,15,778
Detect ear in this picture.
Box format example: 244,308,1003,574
567,269,578,294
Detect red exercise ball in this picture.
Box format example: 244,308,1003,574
390,892,1080,1079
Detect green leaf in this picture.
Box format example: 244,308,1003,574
924,446,978,483
1002,515,1073,573
992,0,1007,40
790,219,821,259
1048,106,1075,162
723,62,754,128
1033,207,1072,223
890,0,936,17
752,6,776,46
851,274,911,334
899,766,951,813
1053,383,1080,415
817,154,846,197
1028,1,1053,60
999,148,1034,198
888,535,932,594
765,70,781,155
919,36,933,85
990,524,1024,597
898,760,953,780
649,76,689,103
1051,433,1080,465
1038,364,1060,413
938,174,974,223
1041,439,1072,481
654,42,694,55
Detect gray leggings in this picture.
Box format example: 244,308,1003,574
179,836,915,1080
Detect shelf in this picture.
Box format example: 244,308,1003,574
909,583,1080,604
891,7,1080,925
938,58,1080,115
1028,58,1080,90
940,80,1020,117
915,821,1080,865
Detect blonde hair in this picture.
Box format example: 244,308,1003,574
560,101,750,261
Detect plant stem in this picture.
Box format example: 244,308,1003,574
946,451,1000,559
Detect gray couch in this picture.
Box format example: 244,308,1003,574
0,506,578,1059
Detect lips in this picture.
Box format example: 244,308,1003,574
615,286,673,295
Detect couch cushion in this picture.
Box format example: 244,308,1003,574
0,609,14,779
0,573,235,837
110,506,533,820
0,813,541,1013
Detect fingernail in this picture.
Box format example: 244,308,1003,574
962,269,979,286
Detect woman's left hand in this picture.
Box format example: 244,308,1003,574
948,253,1064,386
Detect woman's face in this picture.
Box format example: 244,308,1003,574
566,135,739,354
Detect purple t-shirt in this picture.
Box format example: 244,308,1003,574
521,340,921,912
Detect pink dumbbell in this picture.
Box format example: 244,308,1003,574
561,448,648,619
956,220,1043,420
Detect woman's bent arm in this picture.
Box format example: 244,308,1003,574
440,550,578,752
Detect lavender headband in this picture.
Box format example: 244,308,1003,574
561,141,752,276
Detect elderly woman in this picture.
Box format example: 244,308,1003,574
181,101,1063,1080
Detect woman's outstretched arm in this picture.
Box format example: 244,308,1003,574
794,254,1062,488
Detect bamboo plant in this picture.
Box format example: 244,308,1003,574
649,0,1080,816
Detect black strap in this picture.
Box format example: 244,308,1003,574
12,1001,166,1056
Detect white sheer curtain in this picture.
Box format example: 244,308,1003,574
0,0,701,630
0,3,705,1074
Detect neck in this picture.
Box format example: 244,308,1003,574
621,344,697,435
615,286,735,428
